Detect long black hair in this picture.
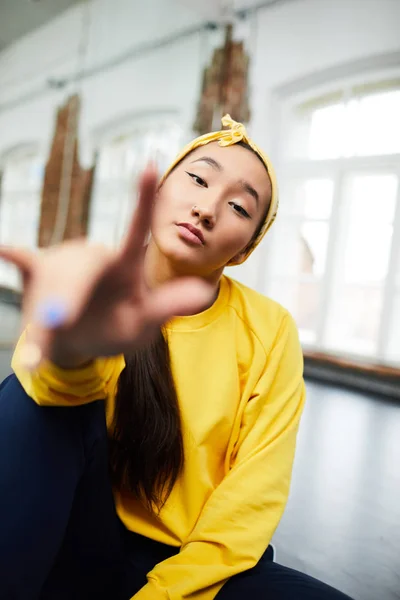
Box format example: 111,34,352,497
108,141,271,513
108,328,181,512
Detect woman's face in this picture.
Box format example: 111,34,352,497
150,142,272,276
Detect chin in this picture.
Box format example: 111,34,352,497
167,245,207,274
153,233,203,270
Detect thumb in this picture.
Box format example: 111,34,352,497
0,246,34,277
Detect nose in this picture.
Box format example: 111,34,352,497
191,204,216,229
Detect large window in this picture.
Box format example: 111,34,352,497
0,147,43,289
89,119,183,247
267,80,400,365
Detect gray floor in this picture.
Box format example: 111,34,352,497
0,349,12,381
1,350,399,599
274,381,400,600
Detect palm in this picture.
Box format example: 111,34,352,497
0,166,212,366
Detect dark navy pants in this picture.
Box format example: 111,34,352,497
0,374,353,600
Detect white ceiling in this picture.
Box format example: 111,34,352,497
177,0,289,21
0,0,288,52
0,0,82,51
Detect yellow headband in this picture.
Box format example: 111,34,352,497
161,114,278,265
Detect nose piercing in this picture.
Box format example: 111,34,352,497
192,205,199,213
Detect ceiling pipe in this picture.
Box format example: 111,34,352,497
0,0,298,114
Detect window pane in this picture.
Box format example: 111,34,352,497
89,122,182,247
343,174,397,284
268,220,327,278
267,221,303,278
3,156,43,192
307,90,400,159
268,279,319,344
325,285,382,356
386,292,400,364
309,104,346,159
267,280,294,312
272,179,333,277
353,91,400,156
304,179,334,220
280,178,334,219
301,221,330,277
0,192,41,247
0,262,20,290
0,153,43,255
268,219,330,279
297,280,320,344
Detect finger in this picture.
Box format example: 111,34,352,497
143,278,215,326
119,164,158,263
23,246,112,332
21,269,32,291
17,290,70,367
17,324,54,371
20,281,97,367
0,246,35,276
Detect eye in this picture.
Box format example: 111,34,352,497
229,202,250,219
185,171,208,188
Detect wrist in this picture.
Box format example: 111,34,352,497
51,347,93,370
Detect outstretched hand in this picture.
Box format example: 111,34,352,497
0,165,213,368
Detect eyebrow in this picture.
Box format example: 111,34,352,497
239,180,259,205
190,156,223,171
190,156,259,205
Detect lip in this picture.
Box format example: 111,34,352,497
177,222,205,245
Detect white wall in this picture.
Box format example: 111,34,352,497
0,0,399,288
0,0,208,157
251,0,400,113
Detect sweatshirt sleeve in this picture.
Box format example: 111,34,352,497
11,330,125,407
133,312,306,600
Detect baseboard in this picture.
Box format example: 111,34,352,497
304,353,400,400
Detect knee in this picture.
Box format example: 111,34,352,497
0,374,106,455
0,374,46,428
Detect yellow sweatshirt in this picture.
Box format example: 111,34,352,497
12,275,305,600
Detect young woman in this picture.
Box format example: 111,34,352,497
0,116,352,600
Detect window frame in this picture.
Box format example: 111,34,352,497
0,142,44,291
88,109,183,248
265,67,400,366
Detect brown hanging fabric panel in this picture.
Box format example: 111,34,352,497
193,24,251,135
38,94,96,248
